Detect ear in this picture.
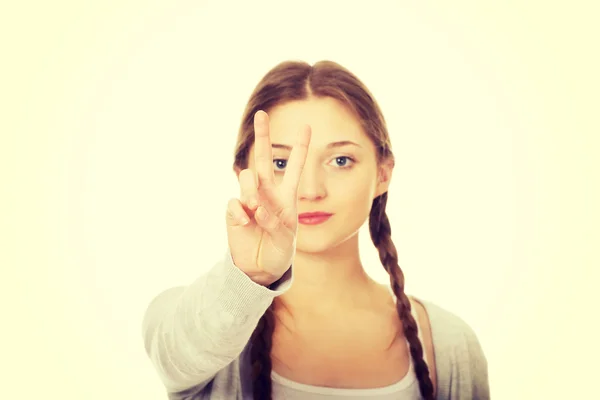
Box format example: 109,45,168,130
374,158,394,198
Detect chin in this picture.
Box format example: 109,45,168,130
294,238,333,255
296,229,361,255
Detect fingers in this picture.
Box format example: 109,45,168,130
281,124,311,201
254,206,295,259
226,198,251,226
253,110,275,187
254,205,294,238
240,166,284,220
238,168,259,211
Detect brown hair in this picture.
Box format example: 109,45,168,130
232,60,434,399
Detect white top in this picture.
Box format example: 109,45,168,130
270,297,428,399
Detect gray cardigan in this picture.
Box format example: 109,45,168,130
142,250,490,399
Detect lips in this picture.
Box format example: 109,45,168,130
298,212,333,225
298,212,333,218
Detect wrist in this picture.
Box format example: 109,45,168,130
247,272,281,287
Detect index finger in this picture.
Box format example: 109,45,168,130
253,110,275,186
281,124,312,200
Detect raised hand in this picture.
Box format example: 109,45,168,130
226,110,311,286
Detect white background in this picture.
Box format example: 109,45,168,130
2,1,598,399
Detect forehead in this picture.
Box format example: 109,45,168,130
266,96,369,147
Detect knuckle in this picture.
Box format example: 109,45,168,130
226,202,236,219
228,198,239,209
227,197,237,209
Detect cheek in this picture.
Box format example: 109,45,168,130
338,167,377,195
333,177,376,213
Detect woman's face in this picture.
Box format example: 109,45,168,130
245,96,393,254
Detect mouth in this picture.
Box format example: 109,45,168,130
298,212,333,225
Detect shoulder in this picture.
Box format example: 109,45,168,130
411,296,490,399
413,297,484,350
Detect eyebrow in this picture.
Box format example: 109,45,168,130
271,140,362,151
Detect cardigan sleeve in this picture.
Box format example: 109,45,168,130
462,320,490,399
141,248,293,396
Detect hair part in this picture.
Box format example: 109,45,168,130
234,60,434,400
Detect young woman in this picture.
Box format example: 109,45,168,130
142,61,490,400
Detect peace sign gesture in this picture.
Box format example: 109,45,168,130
226,110,312,286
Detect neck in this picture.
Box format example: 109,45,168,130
273,234,380,318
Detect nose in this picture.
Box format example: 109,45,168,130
297,163,326,201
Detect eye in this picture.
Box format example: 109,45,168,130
329,156,355,168
273,156,355,173
273,159,287,171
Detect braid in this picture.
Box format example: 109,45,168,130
250,304,275,399
369,193,435,400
